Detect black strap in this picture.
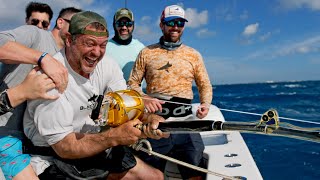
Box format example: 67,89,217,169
156,96,192,119
0,126,26,140
22,138,57,157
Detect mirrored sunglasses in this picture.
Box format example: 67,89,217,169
164,20,185,27
30,18,50,29
115,21,134,28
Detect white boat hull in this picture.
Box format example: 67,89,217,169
164,104,263,180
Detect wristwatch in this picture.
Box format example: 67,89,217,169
0,89,14,115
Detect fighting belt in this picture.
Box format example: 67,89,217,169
155,96,192,119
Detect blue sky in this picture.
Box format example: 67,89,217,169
1,0,319,85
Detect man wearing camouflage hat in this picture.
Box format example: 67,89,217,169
106,8,145,82
24,11,165,179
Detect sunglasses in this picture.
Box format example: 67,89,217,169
115,21,134,28
30,18,50,29
62,18,71,24
164,20,185,27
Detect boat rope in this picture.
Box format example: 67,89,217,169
130,139,239,180
132,96,320,125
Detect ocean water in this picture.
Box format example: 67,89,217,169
192,80,320,180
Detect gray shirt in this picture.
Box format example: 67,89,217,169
0,25,59,138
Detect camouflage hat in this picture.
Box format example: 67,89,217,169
69,11,108,37
114,8,134,22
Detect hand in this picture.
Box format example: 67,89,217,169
143,95,165,113
40,54,68,93
196,103,210,119
20,67,59,101
142,114,169,139
112,119,143,145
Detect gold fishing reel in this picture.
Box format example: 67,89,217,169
94,89,144,127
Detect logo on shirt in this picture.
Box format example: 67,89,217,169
80,94,99,111
157,62,172,72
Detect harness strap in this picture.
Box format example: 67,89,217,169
0,126,26,140
22,139,57,157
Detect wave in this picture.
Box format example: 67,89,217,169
283,84,307,88
276,92,297,96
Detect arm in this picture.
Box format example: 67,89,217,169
7,67,58,108
0,41,68,93
127,51,146,95
194,53,213,119
51,119,143,159
128,51,164,113
0,67,58,115
0,26,68,93
142,95,164,113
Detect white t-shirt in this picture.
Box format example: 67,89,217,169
23,49,127,175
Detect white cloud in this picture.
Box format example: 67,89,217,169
277,0,320,11
135,16,161,43
245,35,320,60
242,23,259,37
259,32,272,42
184,8,208,28
204,56,269,85
196,28,216,38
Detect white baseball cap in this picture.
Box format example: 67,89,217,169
160,5,188,22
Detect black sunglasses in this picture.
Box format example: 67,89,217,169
30,18,50,29
115,21,134,28
62,18,71,23
164,20,185,27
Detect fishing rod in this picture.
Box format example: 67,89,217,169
156,109,320,143
92,90,320,144
131,95,320,125
91,90,319,179
93,90,319,143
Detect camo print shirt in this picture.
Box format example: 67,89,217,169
128,43,212,105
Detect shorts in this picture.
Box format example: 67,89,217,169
39,146,136,180
0,136,30,179
137,133,205,179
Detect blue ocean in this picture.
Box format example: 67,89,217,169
192,80,320,180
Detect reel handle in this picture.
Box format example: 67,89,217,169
134,124,160,137
134,124,144,131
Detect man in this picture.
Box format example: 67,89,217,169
24,11,164,179
0,7,79,180
51,7,82,50
0,25,68,180
106,8,145,81
128,5,213,180
25,2,53,30
0,31,66,180
0,67,56,180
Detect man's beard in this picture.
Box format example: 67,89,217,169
163,31,183,43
